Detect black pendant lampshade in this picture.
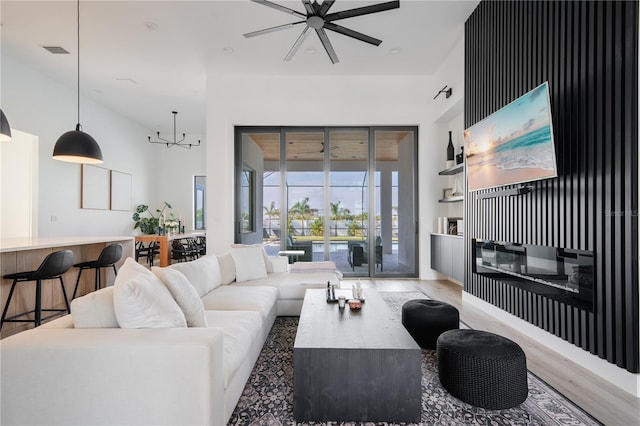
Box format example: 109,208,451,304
52,0,103,164
0,108,12,141
53,124,103,164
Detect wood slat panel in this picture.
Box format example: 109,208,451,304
464,0,638,373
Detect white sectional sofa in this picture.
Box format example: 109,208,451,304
0,245,341,426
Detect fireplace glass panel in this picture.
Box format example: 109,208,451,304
473,239,594,311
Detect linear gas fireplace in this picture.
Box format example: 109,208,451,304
472,239,594,311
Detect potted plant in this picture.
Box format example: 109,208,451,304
132,202,172,234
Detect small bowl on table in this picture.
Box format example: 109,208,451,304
348,299,362,310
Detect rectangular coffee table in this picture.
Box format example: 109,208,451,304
293,289,421,423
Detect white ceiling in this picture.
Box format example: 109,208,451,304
0,0,479,134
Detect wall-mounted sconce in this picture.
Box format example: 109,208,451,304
433,85,453,100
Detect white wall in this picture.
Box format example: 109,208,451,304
206,73,457,278
1,48,157,237
153,133,206,231
431,34,466,226
0,129,38,239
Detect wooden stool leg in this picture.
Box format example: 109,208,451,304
95,267,100,291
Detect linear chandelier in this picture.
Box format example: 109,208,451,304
148,111,200,149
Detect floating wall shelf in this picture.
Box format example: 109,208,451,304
438,195,464,203
438,163,464,176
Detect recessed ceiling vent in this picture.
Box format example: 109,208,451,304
43,46,70,54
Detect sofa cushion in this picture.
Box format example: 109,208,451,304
217,252,236,285
205,310,262,387
70,286,119,328
168,255,221,297
230,246,268,282
231,243,273,273
113,258,187,328
201,285,278,321
152,267,208,327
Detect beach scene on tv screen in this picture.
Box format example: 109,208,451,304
464,83,557,191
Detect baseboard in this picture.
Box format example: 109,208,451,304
462,291,640,397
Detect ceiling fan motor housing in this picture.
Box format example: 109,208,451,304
307,15,324,29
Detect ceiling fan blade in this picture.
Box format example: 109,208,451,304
315,27,339,64
323,22,382,46
302,0,315,15
243,21,305,38
251,0,306,19
318,0,336,16
284,25,312,62
325,0,399,22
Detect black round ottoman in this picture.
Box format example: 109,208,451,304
401,299,459,349
437,329,528,410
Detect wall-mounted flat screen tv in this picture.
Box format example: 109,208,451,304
464,82,558,192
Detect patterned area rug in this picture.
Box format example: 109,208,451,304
228,291,601,426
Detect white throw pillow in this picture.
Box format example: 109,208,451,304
152,267,208,327
230,246,268,282
70,286,119,328
217,252,236,285
113,258,187,328
231,243,273,272
168,255,221,297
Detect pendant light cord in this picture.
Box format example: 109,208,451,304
77,0,80,127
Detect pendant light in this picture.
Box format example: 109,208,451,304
0,109,12,141
52,0,103,164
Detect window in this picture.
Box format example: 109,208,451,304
235,126,418,278
194,176,206,230
240,166,255,233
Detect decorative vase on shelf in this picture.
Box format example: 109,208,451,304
446,131,455,168
456,146,464,165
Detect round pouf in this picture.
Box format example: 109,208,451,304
401,299,459,349
437,329,528,410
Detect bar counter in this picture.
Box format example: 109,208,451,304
0,236,134,252
1,236,134,338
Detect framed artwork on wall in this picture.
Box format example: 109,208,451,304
81,164,110,210
110,170,132,211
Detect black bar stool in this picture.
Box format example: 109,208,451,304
1,249,74,331
72,243,123,299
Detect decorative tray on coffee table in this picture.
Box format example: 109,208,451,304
326,295,365,304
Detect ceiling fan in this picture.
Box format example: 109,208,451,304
243,0,400,64
295,142,339,158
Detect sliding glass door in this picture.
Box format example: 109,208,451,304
374,129,417,275
235,126,418,278
285,129,325,262
328,129,370,277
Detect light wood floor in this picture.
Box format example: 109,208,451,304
352,278,640,426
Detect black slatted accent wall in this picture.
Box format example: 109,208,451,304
464,0,639,373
